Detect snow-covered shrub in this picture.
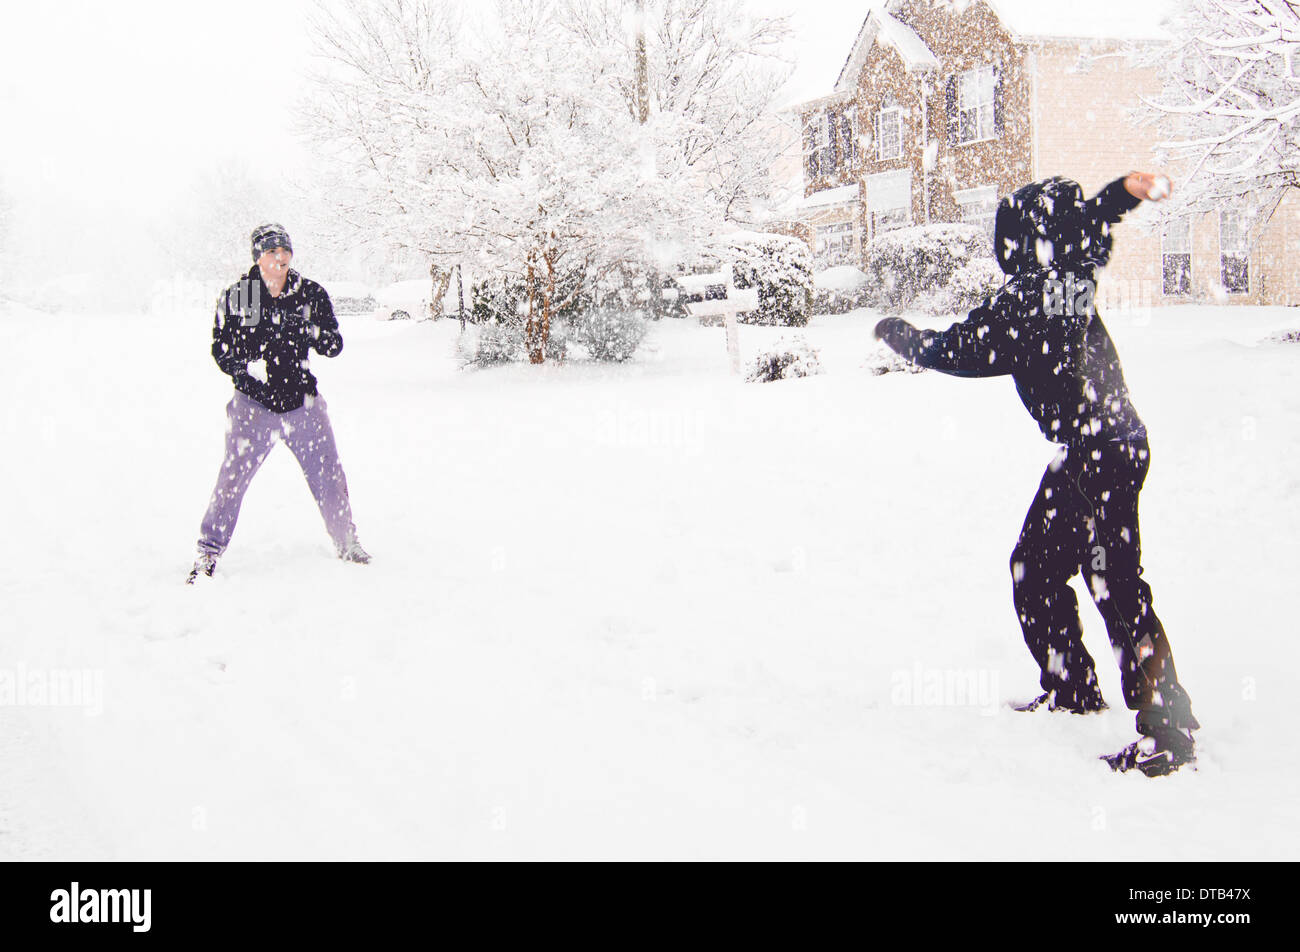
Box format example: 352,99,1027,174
458,320,523,366
864,223,990,311
593,264,687,322
747,335,823,383
570,308,648,362
462,272,582,365
721,232,813,326
471,272,590,327
864,344,926,377
813,265,872,315
457,318,567,367
942,258,1007,314
653,276,692,320
1262,328,1300,345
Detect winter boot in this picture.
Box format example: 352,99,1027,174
1012,688,1108,715
339,539,371,564
186,553,218,584
1104,721,1197,777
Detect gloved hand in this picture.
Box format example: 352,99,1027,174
874,317,903,343
234,371,273,407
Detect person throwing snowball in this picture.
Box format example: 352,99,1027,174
874,172,1198,777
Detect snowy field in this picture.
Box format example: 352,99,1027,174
1,299,1298,861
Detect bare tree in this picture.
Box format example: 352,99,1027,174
1138,0,1300,226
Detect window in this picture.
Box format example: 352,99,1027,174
950,66,997,144
1161,217,1192,296
866,169,911,238
804,113,830,180
839,107,858,170
815,222,856,266
1220,208,1249,294
954,185,997,242
876,107,903,161
805,107,858,180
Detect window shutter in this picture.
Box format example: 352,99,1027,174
993,64,1004,136
842,107,856,167
828,110,840,170
873,110,881,161
945,75,958,146
804,116,819,179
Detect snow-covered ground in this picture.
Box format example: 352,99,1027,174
2,299,1298,860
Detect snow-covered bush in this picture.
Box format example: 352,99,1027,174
941,257,1006,314
468,269,651,363
864,223,990,310
1262,328,1300,345
864,344,926,377
813,265,872,315
747,335,823,383
471,272,590,327
722,232,813,327
570,309,648,362
457,318,568,367
592,264,686,321
457,320,524,366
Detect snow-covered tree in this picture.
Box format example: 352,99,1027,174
1138,0,1300,226
303,0,790,362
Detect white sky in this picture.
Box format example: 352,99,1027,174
0,1,871,204
0,0,314,207
0,0,872,290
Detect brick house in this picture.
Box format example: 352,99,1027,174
788,0,1300,307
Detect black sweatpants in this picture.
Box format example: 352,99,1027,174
1010,438,1197,732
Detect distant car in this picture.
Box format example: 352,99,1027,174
674,269,729,305
372,280,434,321
319,281,377,316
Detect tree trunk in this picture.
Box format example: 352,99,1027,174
428,262,452,320
635,0,649,125
525,253,544,364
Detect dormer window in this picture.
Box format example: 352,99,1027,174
875,107,903,161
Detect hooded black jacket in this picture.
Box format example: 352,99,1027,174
211,266,343,413
876,177,1147,445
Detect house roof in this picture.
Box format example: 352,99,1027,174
835,9,939,93
800,0,1172,112
983,0,1172,41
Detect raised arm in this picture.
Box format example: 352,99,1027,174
1082,172,1167,266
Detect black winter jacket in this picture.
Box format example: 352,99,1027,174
876,177,1147,445
211,266,342,413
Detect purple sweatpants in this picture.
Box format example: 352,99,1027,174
197,390,358,557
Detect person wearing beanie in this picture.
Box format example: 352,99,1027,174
874,172,1198,777
188,222,370,582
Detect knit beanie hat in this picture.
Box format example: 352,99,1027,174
251,222,293,261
